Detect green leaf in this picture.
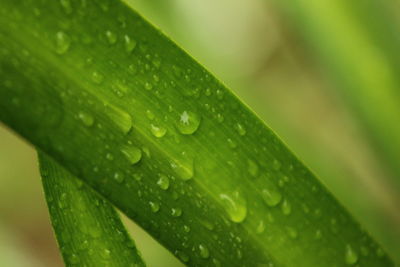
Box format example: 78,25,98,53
0,0,393,266
275,0,400,187
38,152,146,267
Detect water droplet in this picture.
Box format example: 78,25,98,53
124,35,136,53
170,157,194,181
216,113,224,123
281,199,291,215
105,30,117,45
171,207,182,217
247,159,259,177
176,250,189,262
183,225,191,232
176,111,201,135
144,82,153,90
227,138,237,149
55,31,71,55
91,71,104,84
146,110,155,120
272,159,281,171
286,227,298,239
69,253,79,264
149,201,160,213
78,111,94,127
113,171,124,183
235,123,246,136
150,124,167,138
219,191,247,223
121,146,142,165
104,104,132,134
261,188,282,207
256,220,265,234
101,249,111,259
345,245,358,265
60,0,73,14
199,244,210,259
157,174,170,190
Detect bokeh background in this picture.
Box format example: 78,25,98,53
1,0,399,266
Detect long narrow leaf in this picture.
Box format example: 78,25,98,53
0,0,393,266
38,152,146,266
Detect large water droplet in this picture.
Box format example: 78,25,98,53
78,111,94,127
104,104,132,134
199,244,210,259
157,174,170,190
345,245,358,265
261,188,282,207
171,156,194,181
176,111,201,135
121,146,142,165
219,191,247,223
55,31,71,55
124,35,136,53
150,124,167,138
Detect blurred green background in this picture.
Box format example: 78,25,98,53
1,0,399,266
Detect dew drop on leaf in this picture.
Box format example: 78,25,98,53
235,123,246,136
219,191,247,223
261,188,282,207
247,159,259,177
345,244,358,265
150,124,167,138
55,31,71,55
120,145,142,165
78,111,94,127
281,199,292,215
171,207,182,217
149,201,160,213
157,174,170,190
176,111,201,135
199,244,210,259
105,30,117,45
113,171,124,184
91,71,104,84
124,35,136,53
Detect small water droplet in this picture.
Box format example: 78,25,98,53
235,123,246,136
121,146,142,165
272,159,281,171
113,171,124,183
219,191,247,223
124,35,136,53
91,71,104,84
170,156,194,181
176,250,189,262
55,31,71,55
256,220,265,234
104,104,132,134
281,199,291,215
216,113,224,123
105,30,117,44
101,249,111,259
247,159,259,177
227,138,237,149
176,111,201,135
345,245,358,265
151,124,167,138
199,244,210,259
171,207,182,217
146,110,155,120
149,201,160,213
144,82,153,90
262,188,282,207
286,227,298,239
157,174,170,190
78,111,94,127
60,0,73,14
